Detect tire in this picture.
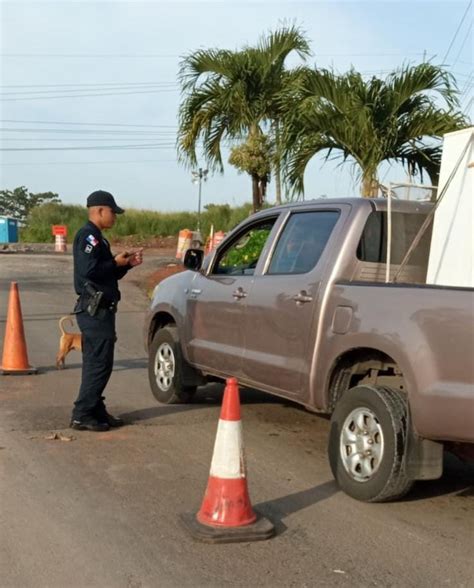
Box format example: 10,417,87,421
148,326,197,404
328,384,414,502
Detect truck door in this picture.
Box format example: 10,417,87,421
242,208,343,397
184,216,279,378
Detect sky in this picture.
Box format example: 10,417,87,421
0,0,472,212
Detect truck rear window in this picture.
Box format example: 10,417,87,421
357,211,432,266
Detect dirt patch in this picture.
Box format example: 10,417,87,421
111,235,178,251
1,243,58,254
1,236,179,256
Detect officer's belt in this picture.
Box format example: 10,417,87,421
98,299,117,312
79,293,117,312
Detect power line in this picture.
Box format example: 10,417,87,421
0,88,179,101
460,88,474,101
463,97,473,113
0,159,178,166
0,81,176,89
452,21,473,67
461,88,474,103
0,52,429,58
0,128,176,135
1,119,176,128
317,52,427,57
460,78,474,98
0,53,178,58
0,144,176,151
0,85,179,96
2,139,177,143
442,0,472,62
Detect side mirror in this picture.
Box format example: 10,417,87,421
183,248,204,271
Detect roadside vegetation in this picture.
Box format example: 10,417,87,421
0,186,61,222
18,201,255,243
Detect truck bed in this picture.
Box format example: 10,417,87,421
319,281,474,442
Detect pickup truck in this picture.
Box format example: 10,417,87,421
144,198,474,502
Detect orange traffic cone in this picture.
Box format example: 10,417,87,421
1,282,37,375
181,378,274,543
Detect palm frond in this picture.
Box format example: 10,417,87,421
279,61,466,194
387,62,459,110
178,49,235,91
256,25,312,65
394,142,443,185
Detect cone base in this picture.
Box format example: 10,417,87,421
180,510,275,544
1,366,38,375
197,476,257,527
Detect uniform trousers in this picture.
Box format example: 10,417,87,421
71,309,116,422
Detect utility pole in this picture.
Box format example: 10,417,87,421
191,167,208,232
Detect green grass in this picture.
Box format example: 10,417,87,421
20,202,258,243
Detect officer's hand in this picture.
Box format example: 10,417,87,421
115,251,131,267
128,248,144,267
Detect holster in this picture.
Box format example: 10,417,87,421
75,282,104,317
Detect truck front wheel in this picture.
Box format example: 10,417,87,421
328,384,414,502
148,326,197,404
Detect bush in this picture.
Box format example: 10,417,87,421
19,201,261,243
20,203,87,242
111,209,198,239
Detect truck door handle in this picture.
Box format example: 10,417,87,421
232,288,247,300
292,291,313,305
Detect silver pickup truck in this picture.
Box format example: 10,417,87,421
144,198,474,502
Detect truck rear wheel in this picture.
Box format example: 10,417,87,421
328,384,414,502
148,326,197,404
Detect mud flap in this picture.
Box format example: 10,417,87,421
406,423,444,480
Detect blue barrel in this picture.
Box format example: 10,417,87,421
0,217,19,243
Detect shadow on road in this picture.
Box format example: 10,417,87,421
40,357,149,373
115,358,148,370
118,383,300,425
255,480,339,536
119,403,211,422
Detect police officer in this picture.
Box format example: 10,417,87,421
70,190,143,432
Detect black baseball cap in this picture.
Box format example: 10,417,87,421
86,190,125,214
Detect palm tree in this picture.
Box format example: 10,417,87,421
228,134,273,209
178,26,311,210
282,63,467,197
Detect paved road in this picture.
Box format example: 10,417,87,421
0,253,473,588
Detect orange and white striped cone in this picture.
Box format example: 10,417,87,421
181,378,274,543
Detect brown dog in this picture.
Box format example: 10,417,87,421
56,316,82,369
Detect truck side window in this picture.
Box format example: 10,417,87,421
213,219,276,276
357,211,432,265
268,211,340,275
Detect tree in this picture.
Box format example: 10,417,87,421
229,134,272,210
282,63,467,197
178,26,311,211
0,186,61,221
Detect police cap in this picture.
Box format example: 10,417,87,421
86,190,125,214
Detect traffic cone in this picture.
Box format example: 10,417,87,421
1,282,37,375
181,378,274,543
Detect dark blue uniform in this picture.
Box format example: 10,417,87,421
71,220,130,423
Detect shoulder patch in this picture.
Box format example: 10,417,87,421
84,244,93,254
86,234,99,247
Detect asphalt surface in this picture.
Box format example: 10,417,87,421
0,252,473,588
